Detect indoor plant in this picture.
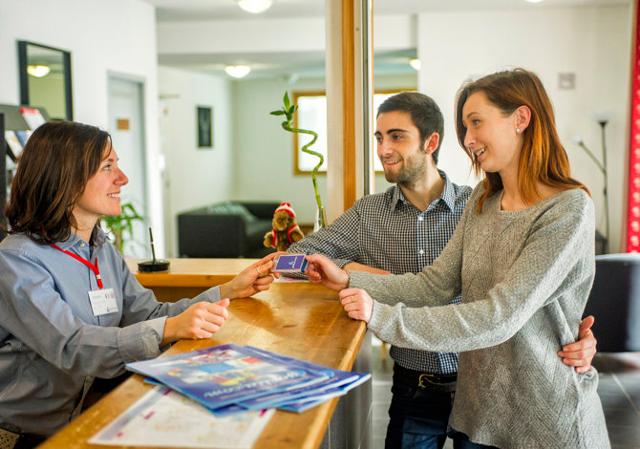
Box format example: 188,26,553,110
101,202,144,254
270,92,327,229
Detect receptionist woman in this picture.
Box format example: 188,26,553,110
0,121,277,446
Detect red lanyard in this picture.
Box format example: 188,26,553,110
51,244,104,289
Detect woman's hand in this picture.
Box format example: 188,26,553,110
558,315,597,373
162,298,230,344
305,254,349,291
219,252,281,300
339,288,373,322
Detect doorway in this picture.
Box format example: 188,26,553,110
107,75,148,257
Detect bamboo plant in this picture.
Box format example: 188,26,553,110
270,92,327,228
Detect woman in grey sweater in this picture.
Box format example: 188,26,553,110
306,69,609,449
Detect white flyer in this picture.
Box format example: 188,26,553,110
19,107,46,131
89,386,274,448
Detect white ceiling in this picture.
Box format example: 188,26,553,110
158,48,417,79
147,0,629,79
145,0,629,22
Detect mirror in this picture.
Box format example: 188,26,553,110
18,41,73,120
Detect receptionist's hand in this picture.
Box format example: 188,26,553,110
162,298,230,344
220,253,280,300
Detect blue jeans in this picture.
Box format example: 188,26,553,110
385,365,499,449
384,365,453,449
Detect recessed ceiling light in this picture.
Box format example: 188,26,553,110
409,58,421,71
525,0,544,3
27,64,51,78
225,65,251,79
236,0,274,14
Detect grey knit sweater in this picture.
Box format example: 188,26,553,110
350,185,610,449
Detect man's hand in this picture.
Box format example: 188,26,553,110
305,254,349,290
557,315,597,374
344,262,391,275
162,299,230,344
339,288,373,322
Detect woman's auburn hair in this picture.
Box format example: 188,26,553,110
454,68,589,212
5,121,111,244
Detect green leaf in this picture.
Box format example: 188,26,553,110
101,201,144,253
283,91,290,110
270,110,285,116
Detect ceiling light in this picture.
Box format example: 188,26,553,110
27,64,50,78
409,58,421,71
236,0,273,14
525,0,544,3
225,65,251,79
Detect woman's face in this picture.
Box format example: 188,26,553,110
462,91,522,176
74,146,129,222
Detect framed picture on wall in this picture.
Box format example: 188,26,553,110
197,106,213,149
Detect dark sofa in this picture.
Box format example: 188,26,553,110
584,253,640,352
177,201,279,258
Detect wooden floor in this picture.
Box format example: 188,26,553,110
370,339,640,449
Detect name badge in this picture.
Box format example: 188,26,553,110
88,288,118,316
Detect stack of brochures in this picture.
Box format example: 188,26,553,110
126,343,371,415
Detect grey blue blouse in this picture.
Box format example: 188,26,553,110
0,230,220,436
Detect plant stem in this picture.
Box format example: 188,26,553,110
283,123,326,227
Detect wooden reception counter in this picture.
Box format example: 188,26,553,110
124,258,257,301
39,259,371,449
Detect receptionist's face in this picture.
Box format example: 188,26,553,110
75,146,129,221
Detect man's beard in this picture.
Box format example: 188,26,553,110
382,148,428,187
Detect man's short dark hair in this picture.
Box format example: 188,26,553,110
377,92,444,164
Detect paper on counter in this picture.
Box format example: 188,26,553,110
89,386,274,448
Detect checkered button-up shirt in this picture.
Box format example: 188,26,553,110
288,172,472,374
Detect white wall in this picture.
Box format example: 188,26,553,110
418,5,632,251
158,66,235,257
231,77,328,224
0,0,165,255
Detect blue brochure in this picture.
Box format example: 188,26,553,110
235,346,370,411
127,344,371,414
127,344,328,410
275,372,371,412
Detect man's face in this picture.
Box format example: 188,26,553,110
375,111,431,185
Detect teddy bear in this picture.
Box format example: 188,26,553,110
263,202,305,251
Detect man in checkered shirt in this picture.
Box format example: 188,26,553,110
288,92,597,449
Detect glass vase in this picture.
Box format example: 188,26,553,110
314,206,327,233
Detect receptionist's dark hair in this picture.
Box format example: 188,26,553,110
6,121,112,244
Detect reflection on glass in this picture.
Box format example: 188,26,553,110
19,42,72,121
27,46,66,120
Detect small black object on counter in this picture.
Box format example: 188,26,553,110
138,227,170,273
